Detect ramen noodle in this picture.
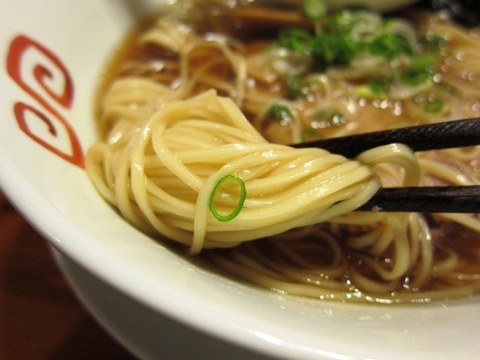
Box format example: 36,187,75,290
86,0,480,303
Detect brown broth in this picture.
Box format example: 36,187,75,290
96,3,480,300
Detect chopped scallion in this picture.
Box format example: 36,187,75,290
356,80,387,99
312,33,360,68
268,104,294,122
369,33,412,59
301,128,324,142
277,28,313,53
314,109,346,126
209,175,246,222
398,67,432,86
286,76,312,99
424,99,444,113
270,1,444,102
303,0,327,21
423,34,447,53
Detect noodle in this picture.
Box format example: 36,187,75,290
87,89,384,254
86,0,480,304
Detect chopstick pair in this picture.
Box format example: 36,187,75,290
291,118,480,213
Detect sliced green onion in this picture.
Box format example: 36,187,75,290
423,34,447,53
410,55,436,71
301,128,324,142
277,28,313,52
286,75,312,99
209,175,246,222
424,99,444,113
268,103,294,122
273,5,444,100
369,33,412,59
303,0,327,21
398,67,432,86
314,109,346,126
312,33,360,68
355,80,387,99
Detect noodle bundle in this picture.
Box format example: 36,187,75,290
87,0,480,303
87,89,386,254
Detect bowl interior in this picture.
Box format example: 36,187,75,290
0,1,479,360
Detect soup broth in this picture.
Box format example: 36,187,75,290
87,0,480,303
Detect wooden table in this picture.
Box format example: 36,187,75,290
0,191,136,359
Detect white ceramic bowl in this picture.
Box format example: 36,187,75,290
1,1,479,359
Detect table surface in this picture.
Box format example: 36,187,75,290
0,191,137,359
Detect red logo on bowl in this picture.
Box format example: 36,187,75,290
7,35,84,168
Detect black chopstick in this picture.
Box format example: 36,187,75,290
356,186,480,213
291,118,480,158
290,118,480,213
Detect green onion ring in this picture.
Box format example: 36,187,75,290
209,174,246,222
